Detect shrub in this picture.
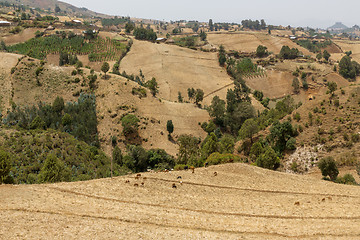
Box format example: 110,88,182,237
335,174,357,185
38,153,63,183
206,152,241,166
255,146,280,170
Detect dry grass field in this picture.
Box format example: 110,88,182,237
334,40,360,63
1,28,40,45
120,39,233,106
207,32,313,56
1,163,360,239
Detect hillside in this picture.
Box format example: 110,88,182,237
120,39,233,106
1,163,360,239
0,0,109,18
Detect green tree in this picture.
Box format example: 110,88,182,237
187,88,195,100
177,134,200,165
209,19,214,31
292,78,300,93
39,154,63,183
208,96,225,126
52,96,64,114
269,121,295,153
121,114,140,136
238,118,259,143
146,77,159,97
318,156,339,181
328,81,337,96
166,120,174,136
29,116,45,130
0,150,11,184
112,146,123,165
195,89,204,105
323,50,331,61
101,62,110,79
201,132,219,159
256,45,268,58
125,22,135,33
219,134,235,154
316,52,322,61
55,5,61,13
200,30,207,41
256,146,280,170
177,92,183,102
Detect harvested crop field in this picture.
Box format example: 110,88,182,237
1,163,360,239
207,32,313,56
120,39,233,105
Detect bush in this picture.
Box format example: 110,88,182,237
206,153,241,166
256,146,280,170
38,153,63,183
335,174,357,185
318,156,339,181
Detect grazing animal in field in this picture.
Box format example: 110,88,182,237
184,165,189,170
141,182,144,186
172,183,177,189
190,166,195,173
213,172,217,176
134,183,139,187
177,176,182,179
204,162,209,168
125,180,130,183
328,196,332,201
321,198,326,202
180,181,183,185
136,173,141,177
294,201,300,206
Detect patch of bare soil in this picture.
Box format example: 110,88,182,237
1,28,40,45
1,163,360,239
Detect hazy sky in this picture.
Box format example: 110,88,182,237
61,0,360,28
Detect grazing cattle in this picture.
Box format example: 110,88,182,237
136,173,142,177
143,177,147,180
321,198,326,202
134,183,139,187
177,176,182,179
294,201,300,206
328,196,332,200
172,183,177,189
180,181,183,185
213,172,217,176
204,162,209,168
141,182,144,186
184,166,189,170
190,166,195,173
125,180,130,183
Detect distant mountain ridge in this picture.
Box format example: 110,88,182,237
328,22,348,30
0,0,110,18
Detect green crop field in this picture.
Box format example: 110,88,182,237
7,35,128,62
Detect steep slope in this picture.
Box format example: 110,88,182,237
1,163,360,239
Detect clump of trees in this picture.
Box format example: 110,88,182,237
133,27,157,41
279,46,300,59
339,55,360,80
241,19,266,30
256,45,269,58
3,94,99,146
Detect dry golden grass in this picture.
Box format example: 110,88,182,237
120,39,233,106
207,32,313,56
1,163,360,239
